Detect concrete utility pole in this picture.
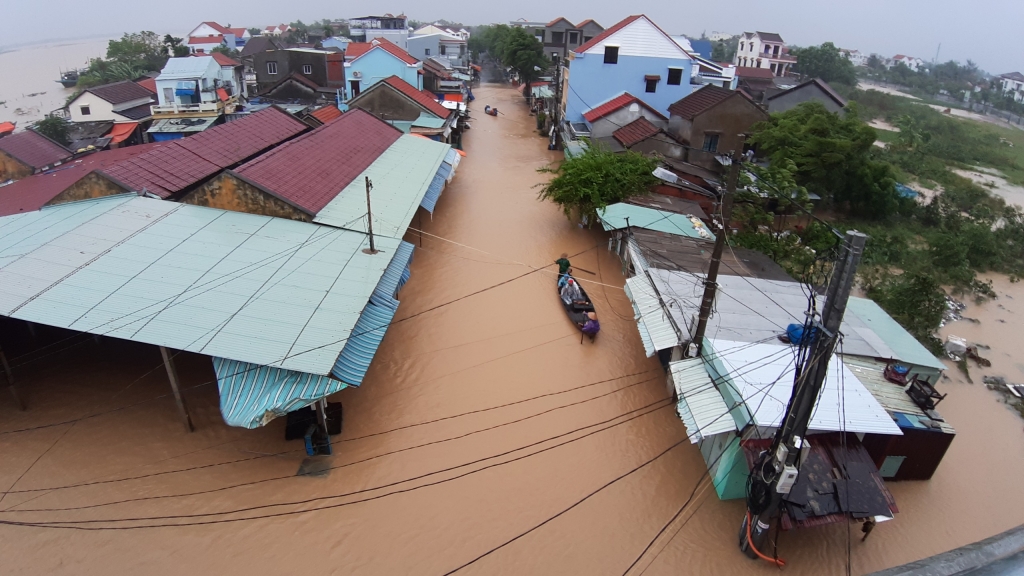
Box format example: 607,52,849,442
553,60,563,149
691,152,741,355
363,176,377,254
739,230,868,560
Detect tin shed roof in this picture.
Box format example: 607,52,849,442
233,109,402,215
0,195,402,375
598,203,715,240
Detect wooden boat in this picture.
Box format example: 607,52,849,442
558,274,599,340
57,69,79,88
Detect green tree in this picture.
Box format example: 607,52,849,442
791,42,857,86
866,271,946,346
750,102,899,218
106,31,168,71
163,34,189,57
867,54,883,70
711,36,738,63
498,27,548,84
248,27,262,36
537,145,657,224
32,117,70,146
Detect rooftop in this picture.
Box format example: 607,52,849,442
612,117,662,147
208,52,242,67
86,80,155,105
0,194,401,376
310,105,343,124
628,229,792,280
574,15,642,54
232,109,402,215
668,84,751,120
734,66,776,80
158,56,216,80
583,92,667,123
0,129,72,170
766,78,848,108
345,38,420,65
353,76,451,119
754,31,784,43
101,106,309,198
598,203,715,241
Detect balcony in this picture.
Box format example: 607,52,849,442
151,100,230,117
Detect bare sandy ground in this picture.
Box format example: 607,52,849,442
953,168,1024,207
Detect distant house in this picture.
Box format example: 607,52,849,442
766,78,847,115
252,48,345,98
667,84,767,165
564,15,696,125
708,31,733,42
148,56,243,140
409,25,468,67
263,24,291,37
348,76,459,143
733,31,794,76
510,18,605,65
187,22,250,51
0,129,73,181
889,54,925,72
998,72,1024,103
841,48,868,68
344,39,422,99
733,66,777,100
66,80,155,126
349,14,409,48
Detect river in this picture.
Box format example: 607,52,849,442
0,39,110,127
0,79,1023,574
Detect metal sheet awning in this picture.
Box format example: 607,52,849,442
598,203,715,240
670,357,737,443
624,274,682,357
214,357,348,429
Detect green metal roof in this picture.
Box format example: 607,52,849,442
314,135,450,238
598,203,716,241
846,297,947,372
412,113,447,129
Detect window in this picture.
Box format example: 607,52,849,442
551,31,564,44
568,31,579,45
440,44,447,55
425,48,431,56
267,61,278,75
739,42,744,51
667,68,683,85
702,133,720,153
80,105,91,116
645,78,658,93
604,46,619,64
536,31,545,42
583,36,592,43
302,64,312,75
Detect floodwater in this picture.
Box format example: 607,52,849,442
1,82,1024,575
0,39,109,127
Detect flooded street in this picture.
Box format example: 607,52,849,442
2,83,1024,575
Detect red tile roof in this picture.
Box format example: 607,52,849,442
0,130,72,170
208,52,242,67
668,85,741,120
189,36,223,45
734,66,776,79
202,21,231,34
0,143,157,216
574,15,642,54
135,77,157,94
310,105,343,124
232,109,402,215
86,80,155,105
363,76,450,118
345,38,419,65
101,106,308,198
582,92,666,123
546,17,573,27
612,117,662,147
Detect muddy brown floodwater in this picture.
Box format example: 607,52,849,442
2,84,1024,575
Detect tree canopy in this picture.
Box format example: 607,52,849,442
76,31,170,88
749,102,900,218
31,117,70,146
471,25,548,82
791,42,857,86
537,145,657,224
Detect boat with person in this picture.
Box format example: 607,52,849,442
57,69,80,88
557,274,600,341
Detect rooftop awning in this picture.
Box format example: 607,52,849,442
670,357,737,443
214,357,348,429
105,122,138,144
598,203,715,240
624,274,682,357
420,158,454,213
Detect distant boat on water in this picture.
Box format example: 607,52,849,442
57,69,80,88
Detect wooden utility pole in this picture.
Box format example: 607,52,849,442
740,230,868,559
159,346,194,433
691,152,741,355
363,176,377,254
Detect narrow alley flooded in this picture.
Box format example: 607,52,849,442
2,83,1024,575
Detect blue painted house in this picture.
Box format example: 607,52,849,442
564,15,696,125
345,38,422,99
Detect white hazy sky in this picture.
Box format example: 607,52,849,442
5,0,1022,74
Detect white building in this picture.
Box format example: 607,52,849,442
733,31,795,76
841,48,868,67
186,21,251,52
999,72,1024,103
708,31,733,42
152,56,242,116
263,24,291,36
66,80,155,124
889,54,925,72
349,14,409,49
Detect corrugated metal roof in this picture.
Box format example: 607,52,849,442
706,339,903,435
214,357,348,429
314,135,449,236
624,274,681,356
146,117,218,134
371,241,415,309
845,298,946,371
236,109,401,215
331,302,396,386
0,195,401,375
598,203,715,240
669,357,737,442
843,356,954,434
419,151,459,214
158,56,217,80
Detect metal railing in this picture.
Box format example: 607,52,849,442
151,100,226,115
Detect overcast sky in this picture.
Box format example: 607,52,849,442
6,0,1022,73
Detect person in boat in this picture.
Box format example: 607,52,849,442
556,253,571,286
581,311,600,337
560,278,584,305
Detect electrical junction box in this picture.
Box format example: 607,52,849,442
775,465,799,494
